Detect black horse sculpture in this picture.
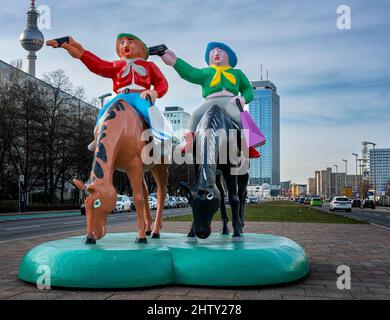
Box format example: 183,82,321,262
182,104,249,241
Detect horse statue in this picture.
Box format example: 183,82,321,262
73,99,168,244
182,104,249,241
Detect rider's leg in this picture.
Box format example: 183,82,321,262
130,93,152,124
179,101,213,153
223,99,261,159
88,95,121,151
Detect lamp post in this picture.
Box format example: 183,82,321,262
333,165,338,195
365,142,376,200
342,159,348,187
352,153,358,198
98,93,112,109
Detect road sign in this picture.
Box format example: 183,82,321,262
341,187,353,198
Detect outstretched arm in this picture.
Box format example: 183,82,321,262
46,36,84,59
46,36,120,78
161,50,205,85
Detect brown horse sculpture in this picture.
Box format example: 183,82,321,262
73,99,168,243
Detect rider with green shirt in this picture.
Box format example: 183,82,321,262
161,42,260,158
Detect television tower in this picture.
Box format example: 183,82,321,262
19,0,44,77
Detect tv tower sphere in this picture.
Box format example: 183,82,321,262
19,0,44,76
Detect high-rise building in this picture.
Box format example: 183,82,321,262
164,106,190,139
369,148,390,197
248,80,280,195
307,178,316,195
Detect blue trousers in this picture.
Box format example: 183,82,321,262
96,92,151,126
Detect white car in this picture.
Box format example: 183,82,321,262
329,196,352,212
167,196,177,208
148,196,157,210
115,195,131,213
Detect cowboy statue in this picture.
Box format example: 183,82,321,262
46,34,171,151
161,42,261,158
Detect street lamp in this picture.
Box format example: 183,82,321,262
342,159,348,187
333,165,338,195
352,153,359,198
365,142,376,200
98,93,112,109
352,153,358,176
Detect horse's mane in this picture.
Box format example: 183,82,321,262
89,100,146,183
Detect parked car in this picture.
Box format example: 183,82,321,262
175,197,185,208
167,196,177,208
148,196,157,210
310,197,323,207
130,197,135,210
293,198,300,203
149,193,170,208
180,197,189,207
360,199,376,210
299,197,305,204
304,198,311,205
115,195,131,213
351,199,361,208
329,196,352,212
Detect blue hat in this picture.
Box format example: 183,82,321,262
205,42,238,68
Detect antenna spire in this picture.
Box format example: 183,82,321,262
260,64,263,80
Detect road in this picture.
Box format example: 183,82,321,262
317,203,390,228
0,207,192,242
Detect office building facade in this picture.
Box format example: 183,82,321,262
369,148,390,196
164,106,190,139
248,80,280,195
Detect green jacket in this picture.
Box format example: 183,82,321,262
173,58,254,103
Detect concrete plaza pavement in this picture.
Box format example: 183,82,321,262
1,220,390,300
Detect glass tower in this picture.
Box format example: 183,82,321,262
248,80,280,195
369,148,390,197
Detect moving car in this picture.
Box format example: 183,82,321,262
310,197,323,207
115,195,131,213
329,196,352,212
360,199,376,210
351,199,361,208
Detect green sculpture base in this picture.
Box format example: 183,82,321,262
18,233,309,288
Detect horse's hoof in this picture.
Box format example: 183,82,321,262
135,237,148,244
232,235,243,242
151,233,160,239
220,228,230,235
186,237,197,243
83,236,96,244
145,230,152,236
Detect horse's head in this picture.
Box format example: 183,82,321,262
182,182,221,239
73,179,116,240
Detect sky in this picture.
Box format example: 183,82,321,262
1,0,389,184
